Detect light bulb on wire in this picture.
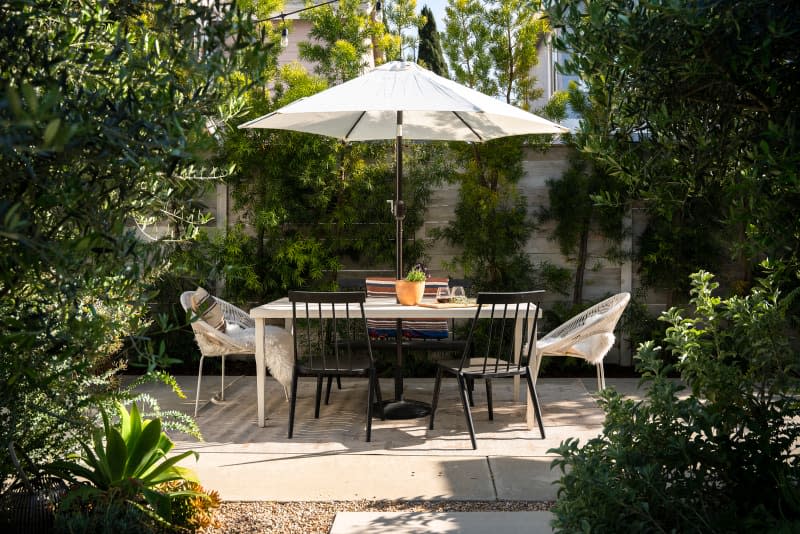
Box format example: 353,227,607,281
280,25,289,48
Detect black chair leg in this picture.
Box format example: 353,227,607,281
366,370,375,442
485,378,493,420
525,372,546,439
374,378,385,420
456,373,477,449
324,375,343,405
288,370,299,439
466,377,475,407
325,376,334,405
429,366,444,430
314,375,323,418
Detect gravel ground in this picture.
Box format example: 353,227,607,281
205,500,555,533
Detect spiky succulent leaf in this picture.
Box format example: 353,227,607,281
126,417,163,477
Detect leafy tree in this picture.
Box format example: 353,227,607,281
550,269,800,532
437,139,541,290
540,153,625,304
0,0,271,481
383,0,426,61
417,6,448,76
486,0,548,108
546,0,800,297
538,87,627,304
443,0,549,106
442,0,494,94
300,0,397,83
437,0,559,290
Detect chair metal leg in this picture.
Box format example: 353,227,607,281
466,377,475,407
337,375,342,389
525,371,546,439
456,373,477,449
288,369,299,439
374,378,385,420
325,376,334,405
314,375,323,419
429,366,444,430
219,355,225,401
194,355,206,418
485,378,493,421
597,363,606,390
366,370,375,442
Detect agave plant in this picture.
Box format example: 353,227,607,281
54,402,200,526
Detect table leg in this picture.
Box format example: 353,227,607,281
513,318,524,401
514,316,537,430
255,318,266,427
375,319,431,420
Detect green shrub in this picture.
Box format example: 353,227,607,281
53,403,208,533
549,269,800,533
55,497,172,534
158,480,221,532
1,0,270,482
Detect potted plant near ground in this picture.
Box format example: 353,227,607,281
396,265,427,305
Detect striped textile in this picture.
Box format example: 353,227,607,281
190,287,226,332
364,277,450,340
365,277,397,299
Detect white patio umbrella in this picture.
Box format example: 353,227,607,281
239,60,568,279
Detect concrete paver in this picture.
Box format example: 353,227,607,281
135,375,656,532
329,511,555,534
489,456,560,501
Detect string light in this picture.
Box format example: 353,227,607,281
280,16,289,48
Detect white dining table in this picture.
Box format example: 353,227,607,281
250,296,539,428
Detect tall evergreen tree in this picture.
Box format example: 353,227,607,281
418,6,448,76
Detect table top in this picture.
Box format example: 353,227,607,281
250,297,539,320
251,296,488,320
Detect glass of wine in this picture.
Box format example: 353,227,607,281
436,286,451,303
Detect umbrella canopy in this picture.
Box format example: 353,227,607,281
239,61,568,277
240,61,568,142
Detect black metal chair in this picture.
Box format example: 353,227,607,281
428,290,546,449
288,291,383,442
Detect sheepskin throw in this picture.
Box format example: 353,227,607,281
263,325,295,392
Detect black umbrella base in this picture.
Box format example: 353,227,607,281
375,398,431,420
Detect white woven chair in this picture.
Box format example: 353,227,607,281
180,291,293,417
533,292,630,390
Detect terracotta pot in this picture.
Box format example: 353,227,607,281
395,280,425,305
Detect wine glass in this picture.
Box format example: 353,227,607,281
436,286,451,303
451,286,466,304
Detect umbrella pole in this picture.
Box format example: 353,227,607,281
394,111,405,402
380,111,430,420
395,110,404,280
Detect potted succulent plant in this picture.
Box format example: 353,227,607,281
396,265,427,305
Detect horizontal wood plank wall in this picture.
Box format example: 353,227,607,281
214,145,674,366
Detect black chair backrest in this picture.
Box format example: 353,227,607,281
460,290,545,373
288,290,373,371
